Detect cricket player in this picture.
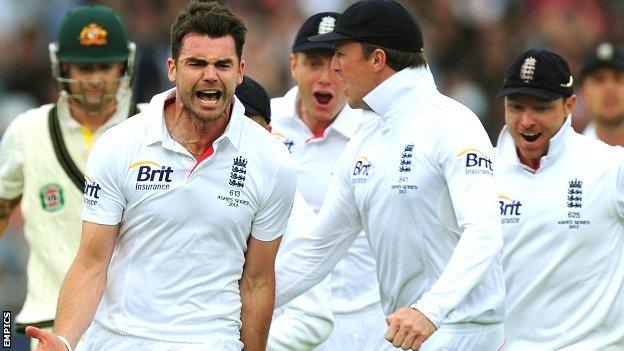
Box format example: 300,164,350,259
270,12,387,350
579,42,624,146
275,1,505,350
236,76,335,350
0,4,137,350
25,2,296,350
496,49,624,349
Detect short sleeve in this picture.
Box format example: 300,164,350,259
82,131,127,225
616,158,624,218
251,161,297,241
0,117,25,199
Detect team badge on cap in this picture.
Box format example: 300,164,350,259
318,16,336,35
79,23,108,46
597,43,615,60
519,57,536,83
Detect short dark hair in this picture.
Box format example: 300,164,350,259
170,1,247,60
361,43,427,72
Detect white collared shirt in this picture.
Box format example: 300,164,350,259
497,117,624,349
275,67,505,328
271,86,381,315
82,88,297,345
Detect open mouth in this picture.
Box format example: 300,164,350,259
314,92,333,105
196,90,221,104
520,132,540,142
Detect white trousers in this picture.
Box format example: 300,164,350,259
317,302,395,351
77,321,243,351
420,323,505,351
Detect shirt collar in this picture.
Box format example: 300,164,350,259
363,66,437,118
285,85,365,139
57,87,132,131
498,115,573,171
144,87,246,150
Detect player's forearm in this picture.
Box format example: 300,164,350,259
240,274,275,350
52,254,109,348
0,196,20,237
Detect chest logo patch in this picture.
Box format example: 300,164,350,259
39,183,64,212
567,179,583,208
499,194,522,224
399,144,414,173
352,155,372,184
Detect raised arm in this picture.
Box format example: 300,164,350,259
239,236,282,350
26,221,119,350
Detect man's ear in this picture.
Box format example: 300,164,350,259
167,58,176,83
238,59,245,84
371,48,387,72
564,94,577,115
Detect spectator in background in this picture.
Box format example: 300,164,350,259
270,11,388,350
0,4,138,350
496,49,624,350
235,75,335,351
578,42,624,146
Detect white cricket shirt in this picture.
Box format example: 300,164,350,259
0,89,132,324
497,117,624,350
271,86,380,315
269,192,334,351
82,88,297,346
275,67,505,328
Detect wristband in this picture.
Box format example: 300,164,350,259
55,334,73,351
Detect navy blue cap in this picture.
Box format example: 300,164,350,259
580,43,624,80
235,76,271,124
309,0,424,53
497,49,574,100
292,12,340,53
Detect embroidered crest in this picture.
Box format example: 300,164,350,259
519,57,537,83
39,183,65,212
567,178,583,208
318,16,336,35
79,23,108,46
399,144,414,173
229,156,248,188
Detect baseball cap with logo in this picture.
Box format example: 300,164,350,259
580,42,624,80
496,49,574,100
235,76,271,124
57,4,130,63
308,0,424,53
292,12,340,53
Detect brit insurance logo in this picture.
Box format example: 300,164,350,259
455,148,493,175
83,175,101,206
499,194,522,224
129,160,174,191
352,155,372,184
272,131,295,153
39,183,64,212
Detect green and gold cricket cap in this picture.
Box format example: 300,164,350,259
57,4,129,63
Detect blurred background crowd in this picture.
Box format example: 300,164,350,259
1,0,623,346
